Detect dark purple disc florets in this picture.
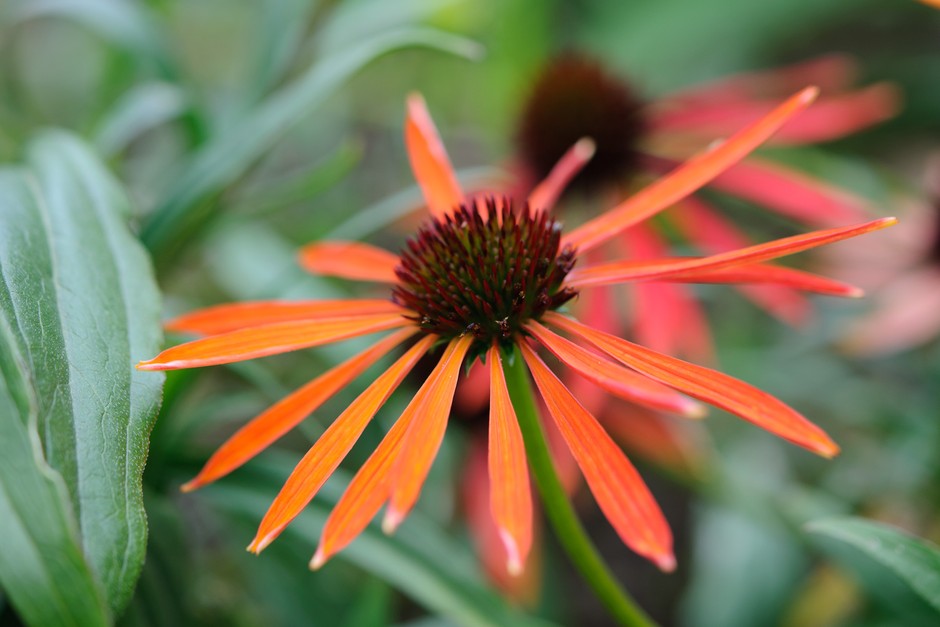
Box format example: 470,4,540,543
517,53,646,193
392,197,578,350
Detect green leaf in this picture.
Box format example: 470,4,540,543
140,26,482,261
806,516,940,615
0,170,111,626
93,82,188,157
0,131,165,617
204,456,555,627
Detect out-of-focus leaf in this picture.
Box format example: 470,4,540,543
140,27,483,261
806,517,940,615
94,82,188,156
317,0,466,54
248,0,319,99
0,131,165,616
0,171,110,627
204,456,555,627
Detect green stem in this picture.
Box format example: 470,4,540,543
501,344,656,627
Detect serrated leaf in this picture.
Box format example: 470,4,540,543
0,170,111,627
0,131,165,617
140,26,482,261
806,516,940,615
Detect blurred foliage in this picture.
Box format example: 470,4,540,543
1,0,939,626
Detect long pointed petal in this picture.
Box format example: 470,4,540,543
166,299,403,335
546,313,839,457
487,346,533,576
137,313,410,370
247,334,436,553
405,93,464,217
312,339,464,567
182,328,418,492
297,241,400,283
563,87,820,253
566,217,896,289
526,321,705,418
670,264,863,297
527,138,596,211
519,343,675,571
385,335,473,531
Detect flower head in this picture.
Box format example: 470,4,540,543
138,88,894,576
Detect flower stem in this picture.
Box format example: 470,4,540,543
502,344,656,627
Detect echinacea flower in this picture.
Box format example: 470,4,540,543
138,87,894,576
516,53,899,360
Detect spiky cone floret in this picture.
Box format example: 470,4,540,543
137,87,896,577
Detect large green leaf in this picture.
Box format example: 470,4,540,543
140,26,482,260
0,171,111,626
806,516,940,616
0,131,165,619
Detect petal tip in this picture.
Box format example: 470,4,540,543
655,552,678,573
135,359,163,371
575,137,597,160
247,534,273,555
498,528,525,577
800,85,821,104
382,508,404,535
309,547,327,570
179,479,201,493
683,400,709,420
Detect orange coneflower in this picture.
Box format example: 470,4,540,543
138,88,894,575
516,53,899,361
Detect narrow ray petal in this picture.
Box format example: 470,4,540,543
183,328,418,493
297,241,400,283
385,335,473,531
166,299,403,335
527,138,596,211
405,93,464,217
247,334,436,553
487,346,533,576
546,313,839,457
519,343,675,571
312,339,464,567
526,321,705,418
670,264,863,297
643,154,872,226
563,87,820,253
137,313,410,370
566,217,896,289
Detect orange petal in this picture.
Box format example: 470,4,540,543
384,335,473,532
247,334,436,553
546,312,839,457
562,86,820,253
670,264,863,297
297,241,400,283
487,346,533,576
405,93,464,217
182,328,417,493
526,321,705,418
566,217,897,288
166,299,403,335
519,343,676,572
527,138,596,211
312,338,466,567
136,313,410,370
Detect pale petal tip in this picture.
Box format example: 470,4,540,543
309,547,327,570
799,85,821,104
575,137,597,160
817,439,841,459
179,478,201,493
682,400,709,420
498,528,525,577
845,286,865,299
135,359,158,371
382,508,404,535
406,92,427,112
655,552,677,573
247,534,273,555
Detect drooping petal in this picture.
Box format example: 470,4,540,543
384,335,473,532
563,87,820,253
166,299,403,335
312,338,466,567
486,346,533,576
526,321,705,418
527,138,596,211
136,313,410,370
566,217,897,289
670,264,863,297
546,313,839,457
183,328,418,493
405,93,464,217
672,197,813,325
297,241,400,283
519,343,675,571
650,84,899,145
247,334,436,553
